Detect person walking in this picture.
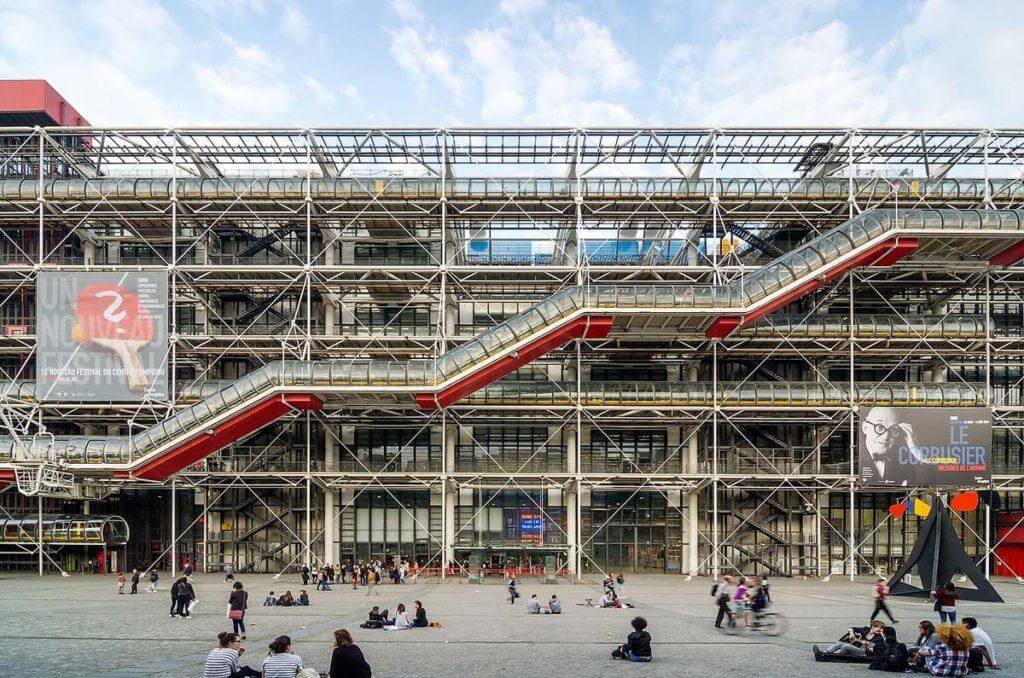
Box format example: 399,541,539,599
224,562,235,583
365,568,379,597
329,629,372,678
713,575,735,629
301,564,311,586
130,568,140,594
870,578,898,624
932,582,960,624
228,581,249,639
507,572,518,605
148,569,159,592
176,576,196,618
117,572,126,594
170,575,182,617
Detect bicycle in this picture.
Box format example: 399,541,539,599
720,609,789,637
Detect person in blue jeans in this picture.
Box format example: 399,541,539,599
611,616,652,662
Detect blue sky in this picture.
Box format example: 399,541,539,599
1,0,1022,127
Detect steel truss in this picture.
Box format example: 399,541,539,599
2,127,1024,578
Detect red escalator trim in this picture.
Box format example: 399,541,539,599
118,393,322,481
416,315,613,410
706,237,920,339
990,239,1024,267
0,469,13,489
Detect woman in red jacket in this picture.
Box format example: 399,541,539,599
932,582,960,624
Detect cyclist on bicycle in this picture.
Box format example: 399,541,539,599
749,577,770,626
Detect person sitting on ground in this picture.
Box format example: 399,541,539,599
927,623,972,676
909,620,939,669
612,593,635,610
264,590,278,606
963,617,1001,672
611,616,652,663
329,628,371,678
297,590,310,606
868,626,909,672
278,590,295,607
549,595,562,614
814,620,887,663
360,606,388,630
261,635,304,677
203,631,260,678
412,600,429,627
384,603,412,630
526,594,542,614
599,591,615,608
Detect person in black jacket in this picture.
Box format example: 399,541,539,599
868,626,908,672
412,600,428,627
329,629,371,678
169,576,182,616
130,568,140,594
611,616,652,662
175,576,196,618
228,581,249,638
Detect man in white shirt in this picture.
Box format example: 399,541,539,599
963,617,1000,670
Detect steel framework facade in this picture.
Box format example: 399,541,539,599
2,127,1024,579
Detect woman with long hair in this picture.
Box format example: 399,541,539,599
329,629,371,678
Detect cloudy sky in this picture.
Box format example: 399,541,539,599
1,0,1021,127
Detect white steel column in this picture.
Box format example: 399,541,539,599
687,364,700,577
443,418,456,574
324,429,338,565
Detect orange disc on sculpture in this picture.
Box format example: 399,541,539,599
950,492,980,512
888,502,908,518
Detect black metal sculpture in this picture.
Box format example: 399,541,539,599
887,500,1002,603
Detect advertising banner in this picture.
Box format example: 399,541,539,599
858,406,991,487
36,272,168,402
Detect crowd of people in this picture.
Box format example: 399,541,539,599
297,559,421,591
203,630,371,678
811,581,1001,675
711,574,771,629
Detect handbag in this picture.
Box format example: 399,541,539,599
228,609,244,620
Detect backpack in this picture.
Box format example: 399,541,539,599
711,583,719,598
884,644,905,671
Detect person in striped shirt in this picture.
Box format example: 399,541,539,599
203,632,259,678
261,635,304,678
927,624,972,677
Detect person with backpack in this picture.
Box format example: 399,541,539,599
869,626,909,672
175,576,196,618
713,575,735,629
871,578,898,624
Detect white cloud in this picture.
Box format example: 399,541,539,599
389,25,464,100
659,20,880,125
340,83,365,109
282,3,311,41
193,33,294,121
462,13,640,125
0,0,177,125
190,0,267,15
303,76,336,105
499,0,544,18
657,0,1024,127
391,0,423,24
465,29,525,121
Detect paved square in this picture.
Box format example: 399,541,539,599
0,573,1021,676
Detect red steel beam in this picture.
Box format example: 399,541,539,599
706,236,919,339
416,315,613,410
990,239,1024,267
118,393,322,481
